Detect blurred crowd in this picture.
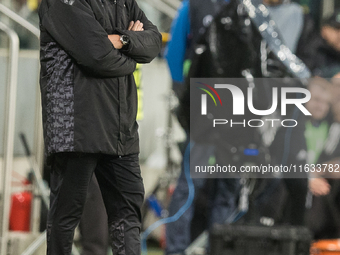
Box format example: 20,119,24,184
165,0,340,254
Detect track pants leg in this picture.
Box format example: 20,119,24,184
47,153,144,255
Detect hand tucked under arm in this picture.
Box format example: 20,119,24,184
128,20,144,31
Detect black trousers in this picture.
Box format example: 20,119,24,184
47,153,145,255
79,175,108,255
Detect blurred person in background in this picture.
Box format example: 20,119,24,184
165,1,242,255
305,78,332,168
250,0,320,226
305,78,332,198
165,0,230,97
263,0,320,72
314,10,340,76
266,78,332,226
262,78,332,227
306,72,340,239
305,12,340,224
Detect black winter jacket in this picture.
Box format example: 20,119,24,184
38,0,162,159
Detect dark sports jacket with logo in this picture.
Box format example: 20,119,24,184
38,0,161,159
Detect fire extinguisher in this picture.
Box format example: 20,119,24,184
9,179,32,232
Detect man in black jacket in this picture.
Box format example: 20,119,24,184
38,0,162,254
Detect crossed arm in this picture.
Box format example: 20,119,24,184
40,0,161,77
108,20,144,50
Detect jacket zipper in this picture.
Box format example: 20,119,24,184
114,0,117,27
114,0,122,145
